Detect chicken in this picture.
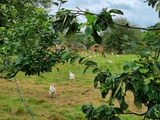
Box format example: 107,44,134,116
108,59,113,63
69,71,75,80
49,83,56,98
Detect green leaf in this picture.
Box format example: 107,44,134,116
106,77,114,86
92,68,101,73
121,82,126,96
5,73,12,79
118,97,128,110
96,105,111,114
94,22,103,32
85,61,97,66
81,103,96,119
139,48,151,57
152,63,159,71
146,104,160,119
66,22,79,38
85,14,98,25
113,107,123,114
123,64,130,72
62,15,73,30
100,84,109,98
70,56,79,64
62,0,67,4
130,41,138,49
91,27,102,44
103,12,113,22
94,76,99,88
85,25,93,35
81,103,93,115
53,2,59,6
139,68,149,74
79,57,86,64
109,9,124,15
151,44,160,50
83,66,90,74
81,103,92,112
61,49,70,59
132,65,139,71
134,97,142,109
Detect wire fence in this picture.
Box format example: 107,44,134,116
14,77,35,120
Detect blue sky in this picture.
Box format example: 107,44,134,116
57,0,160,28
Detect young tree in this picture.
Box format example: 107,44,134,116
0,0,76,78
0,0,53,27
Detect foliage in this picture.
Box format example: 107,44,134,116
82,24,160,120
0,0,80,78
146,0,160,17
0,0,53,27
1,0,160,120
84,8,123,44
65,33,94,50
102,17,143,54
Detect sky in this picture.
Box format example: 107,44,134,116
56,0,160,28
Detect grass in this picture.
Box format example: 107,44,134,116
0,54,148,120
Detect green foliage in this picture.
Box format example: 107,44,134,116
82,25,160,119
146,0,160,17
84,8,123,45
1,0,160,120
82,103,121,120
0,1,80,78
102,17,143,54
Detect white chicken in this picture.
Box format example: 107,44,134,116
49,83,56,98
108,59,113,63
69,71,75,80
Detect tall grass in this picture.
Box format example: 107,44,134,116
0,54,146,120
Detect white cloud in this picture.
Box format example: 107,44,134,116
60,0,159,27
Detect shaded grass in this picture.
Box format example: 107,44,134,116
0,54,146,120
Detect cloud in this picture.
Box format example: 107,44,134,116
109,3,133,10
60,0,159,27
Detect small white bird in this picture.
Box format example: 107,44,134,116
49,83,56,98
69,71,75,80
108,59,113,63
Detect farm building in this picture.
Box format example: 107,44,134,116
90,44,103,52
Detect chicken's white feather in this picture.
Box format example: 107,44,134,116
49,83,56,98
69,71,75,80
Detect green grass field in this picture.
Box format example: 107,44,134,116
0,54,147,120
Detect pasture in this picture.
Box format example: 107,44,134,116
0,54,147,120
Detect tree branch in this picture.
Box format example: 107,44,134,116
82,87,100,95
122,112,146,116
71,8,160,31
58,0,62,11
114,22,160,31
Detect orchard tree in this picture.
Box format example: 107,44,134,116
0,0,160,120
142,22,160,45
102,17,143,54
0,0,78,78
0,0,54,27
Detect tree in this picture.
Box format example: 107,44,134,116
0,0,53,27
0,0,77,78
102,17,143,54
1,0,160,120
